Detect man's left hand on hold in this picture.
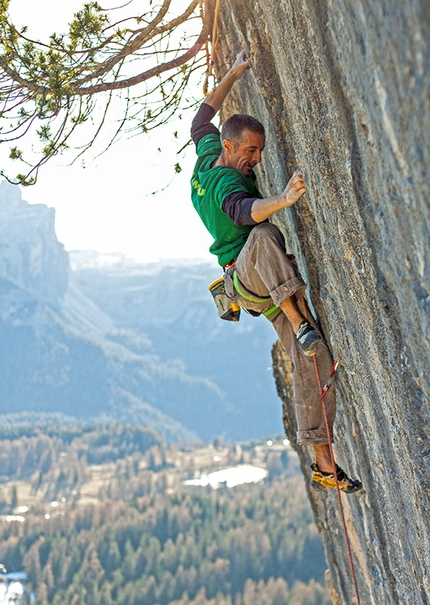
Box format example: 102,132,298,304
285,170,307,207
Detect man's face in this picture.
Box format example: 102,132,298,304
223,130,265,176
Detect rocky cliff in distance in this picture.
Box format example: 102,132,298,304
0,181,69,307
0,180,283,444
215,1,429,603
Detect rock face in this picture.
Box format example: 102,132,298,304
215,1,429,603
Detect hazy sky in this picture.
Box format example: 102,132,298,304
1,0,214,262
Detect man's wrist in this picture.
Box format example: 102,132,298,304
280,193,290,209
225,68,241,83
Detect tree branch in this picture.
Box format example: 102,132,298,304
0,0,213,184
74,0,173,86
75,21,209,94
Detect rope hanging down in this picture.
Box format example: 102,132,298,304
203,0,222,96
302,299,361,605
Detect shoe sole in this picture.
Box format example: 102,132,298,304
304,349,317,357
311,480,327,492
301,344,319,357
311,479,363,494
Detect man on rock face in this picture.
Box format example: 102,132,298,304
190,50,362,493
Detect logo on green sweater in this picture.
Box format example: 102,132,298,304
191,177,205,197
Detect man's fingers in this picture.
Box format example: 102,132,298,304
289,171,305,188
291,178,305,190
285,170,306,204
236,49,252,67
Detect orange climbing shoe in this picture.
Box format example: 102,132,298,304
310,463,363,494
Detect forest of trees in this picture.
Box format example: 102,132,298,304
0,425,330,605
0,424,163,511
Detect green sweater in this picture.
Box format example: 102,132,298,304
191,133,262,267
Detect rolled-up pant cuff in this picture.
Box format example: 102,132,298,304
271,277,307,306
297,429,332,446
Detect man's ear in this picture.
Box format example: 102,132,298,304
222,139,233,154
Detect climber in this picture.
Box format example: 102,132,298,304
190,50,362,493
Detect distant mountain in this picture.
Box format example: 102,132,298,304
0,181,282,442
70,252,283,439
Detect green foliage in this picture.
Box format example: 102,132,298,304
68,2,108,48
9,146,22,159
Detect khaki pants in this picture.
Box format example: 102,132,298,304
224,223,335,446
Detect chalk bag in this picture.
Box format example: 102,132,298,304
208,277,241,322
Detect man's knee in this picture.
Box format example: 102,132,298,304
248,222,284,245
253,222,281,236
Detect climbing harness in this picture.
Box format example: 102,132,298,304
302,299,362,605
232,271,279,320
202,0,222,96
208,265,282,322
208,267,279,322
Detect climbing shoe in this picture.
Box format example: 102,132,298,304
296,321,321,357
310,463,363,494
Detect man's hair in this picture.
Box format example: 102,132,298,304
220,114,265,149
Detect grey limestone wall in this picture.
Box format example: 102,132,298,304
215,1,430,603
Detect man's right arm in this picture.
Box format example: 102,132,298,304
204,50,252,114
191,50,252,148
191,103,220,147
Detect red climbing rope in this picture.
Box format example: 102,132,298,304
302,299,361,605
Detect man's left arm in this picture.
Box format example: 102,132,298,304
250,171,307,222
222,192,259,226
222,172,306,226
